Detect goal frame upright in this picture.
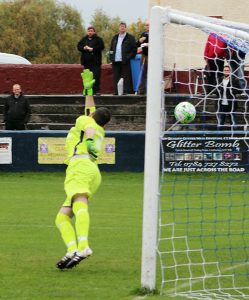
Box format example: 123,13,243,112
141,6,168,291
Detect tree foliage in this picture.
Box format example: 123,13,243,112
128,19,147,40
0,0,84,63
0,1,146,64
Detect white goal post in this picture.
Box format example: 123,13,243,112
141,6,249,291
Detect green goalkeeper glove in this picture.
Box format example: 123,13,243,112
85,138,98,161
81,69,95,96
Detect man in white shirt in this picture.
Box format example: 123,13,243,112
109,22,137,95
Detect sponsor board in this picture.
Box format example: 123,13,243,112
162,133,248,172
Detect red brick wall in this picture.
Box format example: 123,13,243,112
0,64,246,95
0,64,114,94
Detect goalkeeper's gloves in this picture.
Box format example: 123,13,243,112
81,69,95,96
85,138,98,161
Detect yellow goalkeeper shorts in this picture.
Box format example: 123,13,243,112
62,158,101,207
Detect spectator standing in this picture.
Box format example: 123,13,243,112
4,84,31,130
214,65,241,128
109,22,137,95
227,47,247,92
204,33,227,92
137,21,149,95
77,26,104,95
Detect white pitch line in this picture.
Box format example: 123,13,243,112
167,262,249,294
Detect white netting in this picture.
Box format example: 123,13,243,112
158,223,249,299
163,19,249,133
154,8,249,299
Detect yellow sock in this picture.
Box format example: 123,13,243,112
55,212,77,253
73,201,89,251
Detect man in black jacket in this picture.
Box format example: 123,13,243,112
137,21,149,95
227,48,247,92
109,22,137,95
215,65,242,128
4,84,31,130
77,26,104,95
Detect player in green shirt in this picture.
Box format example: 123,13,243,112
55,69,111,269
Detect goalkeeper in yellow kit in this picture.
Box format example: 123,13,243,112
55,69,111,270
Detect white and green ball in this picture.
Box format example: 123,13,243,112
174,101,196,124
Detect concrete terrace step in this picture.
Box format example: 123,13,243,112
0,94,147,105
0,93,249,131
25,105,146,115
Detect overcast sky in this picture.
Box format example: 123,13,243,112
59,0,149,27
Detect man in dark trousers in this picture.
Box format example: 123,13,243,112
77,26,104,95
215,65,242,128
137,21,149,95
4,84,31,130
109,22,137,95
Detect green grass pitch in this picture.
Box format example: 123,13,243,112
1,172,249,300
0,172,145,300
159,173,249,298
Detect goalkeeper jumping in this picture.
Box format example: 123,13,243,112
55,69,111,270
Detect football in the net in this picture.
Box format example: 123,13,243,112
174,101,196,124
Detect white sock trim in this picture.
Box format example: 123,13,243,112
78,236,87,242
76,208,88,216
66,240,77,247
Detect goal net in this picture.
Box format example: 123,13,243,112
141,7,249,299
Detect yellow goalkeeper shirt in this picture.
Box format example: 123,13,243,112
64,108,105,165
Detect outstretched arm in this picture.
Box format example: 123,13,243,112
81,69,96,116
80,69,99,161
